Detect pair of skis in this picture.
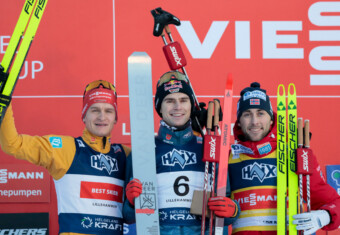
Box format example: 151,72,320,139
277,84,313,234
0,0,48,124
277,84,299,234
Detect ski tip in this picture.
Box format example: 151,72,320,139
277,84,285,96
288,83,296,95
128,52,151,63
226,73,233,89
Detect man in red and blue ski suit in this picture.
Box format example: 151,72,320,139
228,82,340,234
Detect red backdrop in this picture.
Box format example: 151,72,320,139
0,0,339,234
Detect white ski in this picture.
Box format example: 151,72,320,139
128,52,160,235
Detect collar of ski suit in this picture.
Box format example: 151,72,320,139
157,120,195,146
232,112,277,158
82,128,112,153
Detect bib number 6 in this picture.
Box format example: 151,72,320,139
173,176,189,196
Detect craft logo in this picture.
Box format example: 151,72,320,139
161,149,197,169
243,91,266,101
0,169,44,184
242,162,276,182
91,153,118,174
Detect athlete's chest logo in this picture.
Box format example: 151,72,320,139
161,149,197,169
242,162,276,182
91,153,118,174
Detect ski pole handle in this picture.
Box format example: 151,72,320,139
207,101,214,132
213,99,220,128
298,118,303,147
304,120,310,148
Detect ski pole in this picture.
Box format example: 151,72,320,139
208,99,221,235
201,101,214,235
303,120,311,212
151,8,204,135
296,118,313,216
297,118,304,214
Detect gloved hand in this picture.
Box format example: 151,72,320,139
208,196,237,218
126,178,143,206
191,102,207,134
293,210,331,235
191,101,223,134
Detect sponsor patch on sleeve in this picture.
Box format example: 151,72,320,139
49,137,62,148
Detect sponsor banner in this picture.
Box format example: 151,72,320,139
80,181,123,202
326,165,340,195
233,188,277,211
0,164,50,203
0,213,49,234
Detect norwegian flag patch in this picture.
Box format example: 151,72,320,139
250,99,260,105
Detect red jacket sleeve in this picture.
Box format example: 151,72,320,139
308,151,340,230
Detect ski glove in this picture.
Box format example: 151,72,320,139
126,178,143,206
208,196,237,218
293,210,331,235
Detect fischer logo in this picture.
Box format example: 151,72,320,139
277,115,286,174
302,150,309,171
0,229,47,235
170,45,182,66
209,136,217,160
162,149,197,169
242,162,276,182
91,153,118,174
0,169,44,184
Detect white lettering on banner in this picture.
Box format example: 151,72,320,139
236,21,251,59
176,21,229,59
0,36,10,53
175,2,339,86
309,2,340,85
262,21,303,59
0,229,47,235
19,61,44,79
0,189,42,197
8,171,44,180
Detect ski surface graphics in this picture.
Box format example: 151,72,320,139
128,52,160,235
